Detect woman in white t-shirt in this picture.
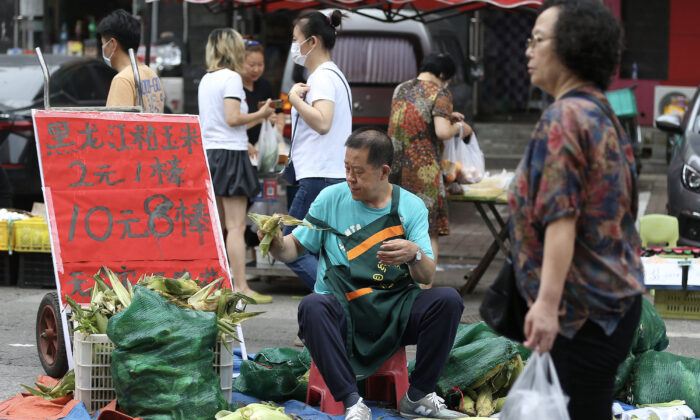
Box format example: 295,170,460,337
284,10,352,290
198,28,274,303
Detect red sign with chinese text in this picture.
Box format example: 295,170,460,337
32,110,231,305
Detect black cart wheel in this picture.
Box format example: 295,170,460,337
36,292,69,377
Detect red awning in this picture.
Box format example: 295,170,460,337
171,0,542,22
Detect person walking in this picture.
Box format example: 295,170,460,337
97,9,164,113
388,53,472,286
198,28,275,303
283,10,352,290
511,1,644,418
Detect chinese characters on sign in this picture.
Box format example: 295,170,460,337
33,110,230,304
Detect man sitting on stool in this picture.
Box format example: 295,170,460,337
262,127,464,420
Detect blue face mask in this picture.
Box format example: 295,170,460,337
102,39,114,68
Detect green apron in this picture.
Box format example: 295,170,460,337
306,185,421,378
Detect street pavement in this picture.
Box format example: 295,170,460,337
1,173,698,403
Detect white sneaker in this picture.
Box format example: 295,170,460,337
345,397,371,420
399,392,464,419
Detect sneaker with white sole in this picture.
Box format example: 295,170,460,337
345,397,371,420
398,392,464,419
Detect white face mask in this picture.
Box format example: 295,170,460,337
290,37,313,67
102,38,115,68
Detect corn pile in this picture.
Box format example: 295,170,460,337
21,370,74,400
66,267,133,334
67,267,262,353
215,403,292,420
248,213,325,258
457,354,524,417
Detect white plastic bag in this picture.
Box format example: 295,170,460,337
620,405,695,420
500,352,570,420
460,133,485,183
256,120,281,173
441,127,485,184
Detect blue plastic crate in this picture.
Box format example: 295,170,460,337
605,88,638,118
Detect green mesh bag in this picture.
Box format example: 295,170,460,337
409,323,522,399
232,347,311,401
613,353,635,397
630,298,669,354
107,286,227,420
630,350,700,414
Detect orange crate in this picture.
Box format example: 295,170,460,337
12,217,51,253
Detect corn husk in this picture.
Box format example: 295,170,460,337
248,212,326,258
21,370,74,400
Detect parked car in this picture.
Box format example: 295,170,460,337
279,9,471,136
0,54,116,210
656,85,700,245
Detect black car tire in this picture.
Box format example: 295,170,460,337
35,292,69,378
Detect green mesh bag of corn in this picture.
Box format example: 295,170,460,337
629,350,700,414
613,299,669,398
408,323,527,416
630,298,669,354
107,286,228,420
232,347,312,402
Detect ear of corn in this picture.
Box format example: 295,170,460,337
101,266,132,307
249,212,328,258
493,396,506,412
459,393,476,416
475,385,493,417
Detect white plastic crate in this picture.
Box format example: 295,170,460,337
74,331,235,412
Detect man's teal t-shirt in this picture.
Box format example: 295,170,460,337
292,182,434,294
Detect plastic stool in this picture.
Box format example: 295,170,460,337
306,347,409,415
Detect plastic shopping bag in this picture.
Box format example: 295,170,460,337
500,352,570,420
441,127,485,184
256,120,281,173
461,133,485,183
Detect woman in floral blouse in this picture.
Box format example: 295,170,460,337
511,0,644,419
388,54,472,285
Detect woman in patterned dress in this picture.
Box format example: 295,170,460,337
511,1,644,418
388,53,472,285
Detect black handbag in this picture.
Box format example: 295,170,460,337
280,159,297,184
479,258,528,342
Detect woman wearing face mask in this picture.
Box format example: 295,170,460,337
198,28,275,303
284,10,352,291
388,53,472,286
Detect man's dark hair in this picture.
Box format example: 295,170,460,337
418,53,456,81
97,9,141,53
345,127,394,169
294,10,344,51
540,0,622,90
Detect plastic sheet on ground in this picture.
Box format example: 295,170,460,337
230,391,407,419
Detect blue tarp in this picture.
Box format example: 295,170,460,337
230,391,406,419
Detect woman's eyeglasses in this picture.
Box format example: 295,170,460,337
526,36,553,49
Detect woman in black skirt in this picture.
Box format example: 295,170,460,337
198,28,275,303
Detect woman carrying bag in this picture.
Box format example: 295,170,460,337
506,1,644,419
283,10,352,291
388,53,472,287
